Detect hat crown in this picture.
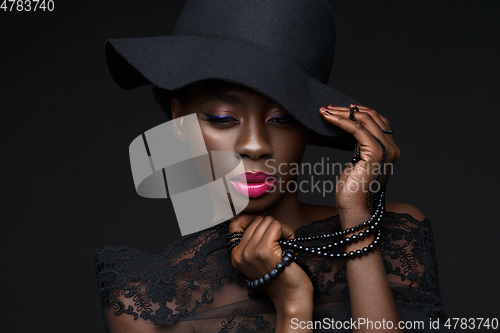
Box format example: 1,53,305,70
173,0,336,84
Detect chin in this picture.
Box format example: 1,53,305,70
239,192,281,213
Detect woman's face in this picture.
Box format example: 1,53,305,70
171,80,313,212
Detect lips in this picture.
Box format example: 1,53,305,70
230,172,276,199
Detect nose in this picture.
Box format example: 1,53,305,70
235,120,272,161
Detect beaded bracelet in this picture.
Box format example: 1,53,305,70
278,183,385,260
226,231,243,251
246,251,294,289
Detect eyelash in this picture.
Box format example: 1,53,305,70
200,112,295,125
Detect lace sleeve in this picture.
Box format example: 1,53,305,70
95,212,450,332
290,211,451,332
95,222,277,332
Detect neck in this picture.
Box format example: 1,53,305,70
261,191,314,232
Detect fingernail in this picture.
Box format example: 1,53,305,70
351,103,358,106
321,107,329,112
328,104,336,108
324,111,332,116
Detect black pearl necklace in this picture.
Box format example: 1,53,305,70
279,186,386,259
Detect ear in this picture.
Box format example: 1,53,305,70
171,97,187,142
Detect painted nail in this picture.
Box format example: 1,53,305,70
351,103,358,106
321,107,329,111
324,111,332,116
328,104,336,108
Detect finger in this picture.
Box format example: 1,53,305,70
325,106,390,133
245,215,276,247
230,214,266,266
237,215,266,247
228,210,268,233
321,108,388,145
328,104,393,134
350,108,399,158
260,220,295,247
321,107,399,162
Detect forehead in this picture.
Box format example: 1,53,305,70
187,80,277,106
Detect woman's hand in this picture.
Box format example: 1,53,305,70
320,104,400,228
229,214,313,331
320,104,404,332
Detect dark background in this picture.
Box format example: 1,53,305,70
2,1,499,332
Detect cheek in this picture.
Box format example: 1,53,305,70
270,128,309,163
199,123,236,152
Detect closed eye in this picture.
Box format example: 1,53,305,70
268,115,296,125
200,111,238,124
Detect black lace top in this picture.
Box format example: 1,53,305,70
95,212,450,332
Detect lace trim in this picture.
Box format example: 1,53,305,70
95,212,448,331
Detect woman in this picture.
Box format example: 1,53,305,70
95,0,449,332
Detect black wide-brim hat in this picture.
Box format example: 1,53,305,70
105,0,357,150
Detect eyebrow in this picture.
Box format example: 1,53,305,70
202,92,276,106
202,93,242,104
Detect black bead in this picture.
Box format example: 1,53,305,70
276,262,285,272
269,269,279,278
345,237,351,244
355,250,362,257
263,273,271,283
282,256,292,266
362,247,369,253
351,235,357,241
358,232,365,239
258,277,265,287
348,251,355,257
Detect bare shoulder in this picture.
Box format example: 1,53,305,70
386,202,426,221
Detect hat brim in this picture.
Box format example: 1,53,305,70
105,36,357,150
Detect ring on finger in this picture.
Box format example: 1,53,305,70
349,105,359,121
227,231,244,251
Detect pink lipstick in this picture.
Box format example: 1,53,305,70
230,172,276,199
